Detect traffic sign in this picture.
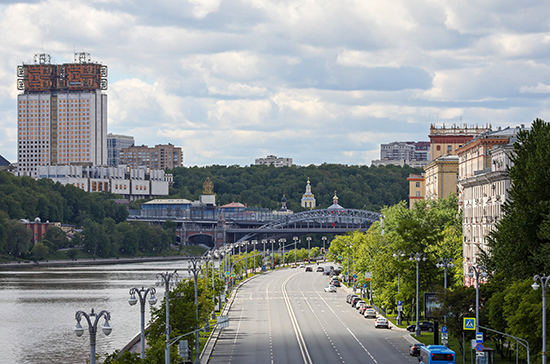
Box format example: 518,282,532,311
363,283,368,288
476,343,484,352
352,274,357,279
441,325,448,334
476,332,484,343
224,271,230,277
463,317,476,330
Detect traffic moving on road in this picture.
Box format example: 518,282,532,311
208,265,418,364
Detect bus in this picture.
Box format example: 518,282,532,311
418,345,456,364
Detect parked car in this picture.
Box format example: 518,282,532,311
359,304,371,315
346,294,357,303
351,297,362,307
409,343,425,356
407,321,434,332
316,266,324,272
364,308,376,318
324,285,337,293
374,317,389,329
305,267,313,272
355,301,367,310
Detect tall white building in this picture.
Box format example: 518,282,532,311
16,53,108,177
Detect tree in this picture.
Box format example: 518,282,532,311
40,226,68,251
4,220,32,258
32,242,49,260
487,119,550,280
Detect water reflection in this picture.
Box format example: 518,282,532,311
0,259,194,364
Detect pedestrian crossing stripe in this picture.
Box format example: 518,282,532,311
463,317,476,330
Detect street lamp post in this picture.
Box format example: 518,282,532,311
393,250,405,325
436,258,454,290
156,270,179,364
279,238,286,266
128,286,157,359
188,257,204,364
306,237,311,262
262,239,267,270
468,265,487,336
270,239,275,269
252,240,257,273
322,236,327,260
293,237,298,264
410,252,426,337
533,274,550,364
242,241,248,277
74,308,112,364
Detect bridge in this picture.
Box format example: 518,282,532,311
129,207,381,248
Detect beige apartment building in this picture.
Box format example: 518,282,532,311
119,144,183,170
457,126,521,285
424,155,459,201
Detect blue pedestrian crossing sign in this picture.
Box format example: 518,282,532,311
463,317,476,330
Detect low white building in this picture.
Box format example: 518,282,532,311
255,155,293,167
37,164,170,200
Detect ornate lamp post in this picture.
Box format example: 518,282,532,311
128,286,157,359
436,258,454,290
279,238,286,266
156,270,179,364
188,257,204,364
409,252,426,337
74,308,112,364
468,265,487,335
533,274,550,364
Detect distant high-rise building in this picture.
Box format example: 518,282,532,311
373,141,430,168
16,53,108,177
119,144,183,170
107,133,134,167
255,155,293,167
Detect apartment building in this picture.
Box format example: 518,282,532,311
119,144,183,170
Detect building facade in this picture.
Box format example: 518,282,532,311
119,144,183,170
16,53,108,177
107,133,134,167
373,141,430,168
255,155,293,167
407,174,425,208
301,178,316,209
424,155,459,201
457,126,521,285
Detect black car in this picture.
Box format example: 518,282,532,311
409,343,425,356
305,266,313,272
406,321,434,332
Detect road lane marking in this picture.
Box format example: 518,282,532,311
282,273,314,364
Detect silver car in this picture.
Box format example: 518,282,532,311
324,285,337,292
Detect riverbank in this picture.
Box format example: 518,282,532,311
0,255,196,270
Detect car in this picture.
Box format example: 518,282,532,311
299,264,305,268
346,294,358,304
331,280,341,287
409,343,425,356
407,321,434,332
305,266,312,272
290,264,297,268
324,285,337,292
316,267,324,272
359,304,371,315
364,308,376,318
374,317,389,329
355,301,367,310
351,297,362,308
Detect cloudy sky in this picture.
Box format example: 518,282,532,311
1,0,549,167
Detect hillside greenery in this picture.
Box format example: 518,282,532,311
166,163,421,212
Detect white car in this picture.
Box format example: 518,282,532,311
364,308,376,318
299,264,305,268
324,285,337,292
374,317,390,329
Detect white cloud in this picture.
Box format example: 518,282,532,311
519,82,550,94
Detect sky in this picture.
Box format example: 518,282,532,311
1,0,549,167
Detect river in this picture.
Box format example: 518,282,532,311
0,259,195,364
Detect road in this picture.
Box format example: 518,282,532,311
208,266,419,364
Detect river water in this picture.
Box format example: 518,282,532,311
0,259,194,364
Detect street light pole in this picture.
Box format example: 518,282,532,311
74,308,112,364
128,287,157,359
279,238,286,266
410,252,426,337
468,265,487,336
156,270,179,364
436,258,454,290
293,237,298,264
393,250,405,325
188,257,204,364
306,237,311,262
322,236,327,260
533,274,550,364
270,239,275,269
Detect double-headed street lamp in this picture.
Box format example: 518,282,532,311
322,236,327,259
532,274,550,364
393,250,405,325
188,257,204,364
128,286,157,359
410,252,426,337
156,270,180,364
306,237,311,262
279,238,286,266
270,239,275,269
293,237,298,264
436,258,454,290
74,308,112,364
468,265,487,335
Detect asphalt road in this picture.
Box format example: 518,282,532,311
208,266,420,364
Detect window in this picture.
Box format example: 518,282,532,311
416,182,420,188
